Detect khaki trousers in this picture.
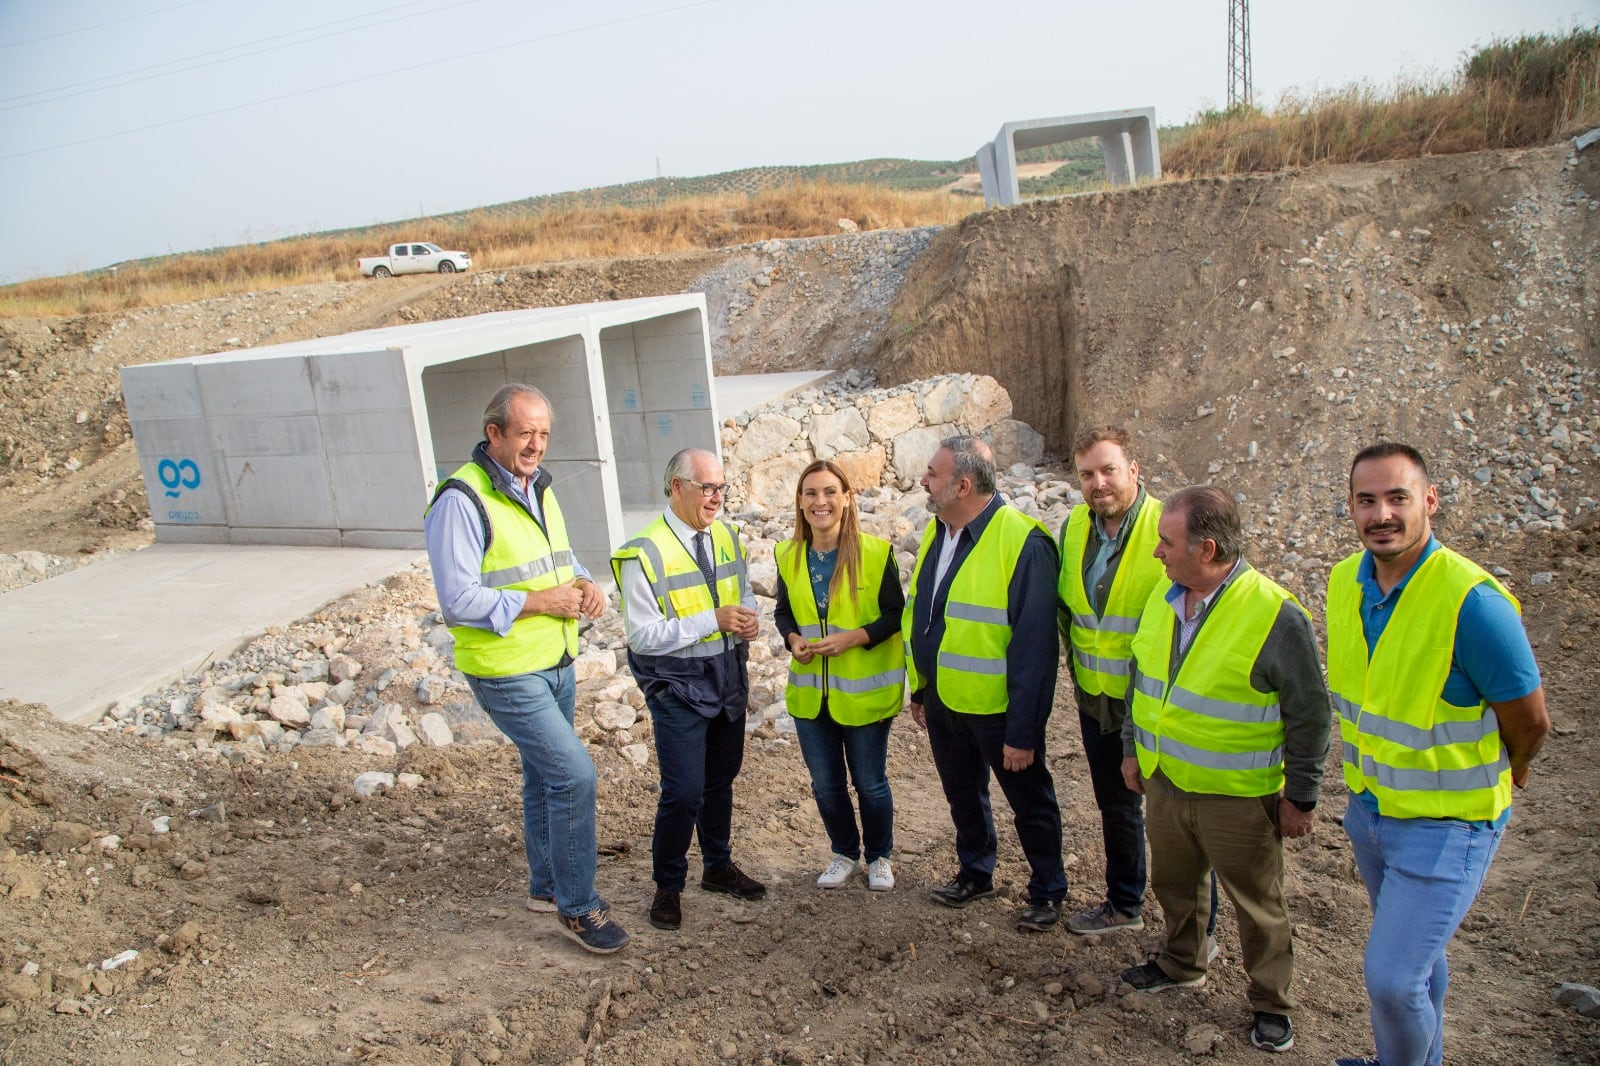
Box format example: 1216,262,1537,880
1144,772,1295,1014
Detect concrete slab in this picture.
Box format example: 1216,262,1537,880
716,371,832,416
0,544,422,725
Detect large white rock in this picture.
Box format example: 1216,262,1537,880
199,704,243,727
266,690,311,727
416,712,454,747
830,446,888,492
592,701,638,731
736,412,803,464
747,561,779,598
329,655,363,683
966,376,1014,430
890,424,959,488
808,407,871,459
865,393,921,442
386,720,419,750
746,453,813,512
310,704,346,733
572,649,617,683
619,743,652,767
229,719,284,744
355,735,398,757
989,419,1046,468
353,772,395,797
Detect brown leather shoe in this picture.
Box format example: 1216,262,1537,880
700,862,766,900
649,889,682,930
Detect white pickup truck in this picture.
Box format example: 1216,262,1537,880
358,242,471,278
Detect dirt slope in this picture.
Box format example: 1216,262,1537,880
1,147,1597,1064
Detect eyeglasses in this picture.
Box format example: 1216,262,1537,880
683,478,728,499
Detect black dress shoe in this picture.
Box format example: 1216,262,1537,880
929,876,997,909
700,862,767,900
1017,898,1061,931
649,889,682,930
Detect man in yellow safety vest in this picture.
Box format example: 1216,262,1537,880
612,448,767,933
905,435,1067,932
1118,485,1330,1055
1328,442,1548,1066
424,383,628,955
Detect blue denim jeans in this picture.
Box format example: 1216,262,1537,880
1343,796,1506,1066
466,666,601,917
648,688,746,891
792,705,894,863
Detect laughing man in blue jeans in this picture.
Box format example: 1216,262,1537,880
424,383,629,955
1327,443,1548,1066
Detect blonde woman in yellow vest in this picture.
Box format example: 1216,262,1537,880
1117,486,1331,1055
774,460,906,892
1329,443,1547,1066
423,384,628,955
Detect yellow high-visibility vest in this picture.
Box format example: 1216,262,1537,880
1327,548,1517,821
610,515,748,658
777,535,905,725
903,506,1050,714
1130,568,1298,797
1057,497,1164,699
427,462,578,677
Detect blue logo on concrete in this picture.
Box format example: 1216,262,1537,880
655,414,675,435
622,387,640,411
158,458,201,499
689,383,708,409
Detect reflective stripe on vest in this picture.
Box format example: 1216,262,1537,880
1129,568,1296,797
610,514,748,657
903,505,1049,714
776,535,905,725
1057,498,1164,699
1326,548,1518,821
429,463,578,677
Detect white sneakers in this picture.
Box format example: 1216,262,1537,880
816,854,894,890
817,854,860,888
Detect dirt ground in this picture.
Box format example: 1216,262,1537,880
1,146,1598,1064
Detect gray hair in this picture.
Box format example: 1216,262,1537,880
1166,485,1244,564
940,435,996,496
663,448,715,496
482,383,551,435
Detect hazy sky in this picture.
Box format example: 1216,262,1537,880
1,0,1594,283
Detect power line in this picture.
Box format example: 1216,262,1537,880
0,0,724,163
1,0,479,111
0,0,208,51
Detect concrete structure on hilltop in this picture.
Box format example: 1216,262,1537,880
977,108,1160,208
119,295,717,574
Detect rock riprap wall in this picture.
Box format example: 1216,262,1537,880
722,370,1045,513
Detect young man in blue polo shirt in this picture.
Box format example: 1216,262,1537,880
1327,442,1548,1066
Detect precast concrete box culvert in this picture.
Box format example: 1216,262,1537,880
119,295,720,575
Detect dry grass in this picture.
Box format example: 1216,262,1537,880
0,183,972,319
1167,26,1600,176
8,28,1596,318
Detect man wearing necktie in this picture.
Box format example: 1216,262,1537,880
612,448,765,931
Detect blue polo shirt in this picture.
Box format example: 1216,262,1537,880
1353,536,1541,824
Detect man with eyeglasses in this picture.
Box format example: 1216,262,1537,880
612,448,766,932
